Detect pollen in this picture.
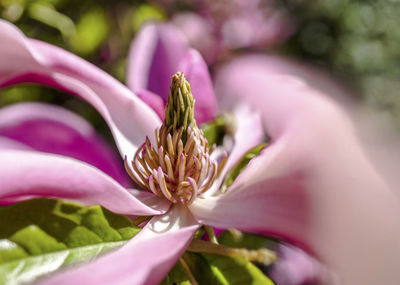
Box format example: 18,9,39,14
125,73,226,205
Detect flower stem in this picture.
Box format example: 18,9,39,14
187,240,277,266
132,216,151,226
179,255,199,285
204,225,219,244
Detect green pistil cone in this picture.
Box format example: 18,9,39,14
164,72,197,139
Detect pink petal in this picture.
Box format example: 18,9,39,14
127,189,171,211
270,243,334,285
0,20,161,158
0,150,169,215
215,54,350,102
178,49,218,124
0,136,32,150
40,204,199,285
194,63,400,284
127,22,188,101
207,105,264,196
0,102,131,186
222,105,264,177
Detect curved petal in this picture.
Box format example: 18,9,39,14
178,49,217,124
207,105,264,196
40,204,199,285
0,150,169,215
198,66,400,284
0,136,32,150
214,54,351,104
190,141,310,243
127,22,188,101
0,20,161,158
222,105,264,176
127,189,171,211
0,102,130,186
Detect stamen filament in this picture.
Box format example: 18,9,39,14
158,146,166,170
149,174,161,196
187,240,277,266
124,156,147,189
187,177,198,205
156,168,176,203
177,140,184,162
166,133,174,158
164,154,175,182
178,154,186,182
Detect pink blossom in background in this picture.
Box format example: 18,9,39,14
0,18,400,285
170,0,295,63
270,243,332,285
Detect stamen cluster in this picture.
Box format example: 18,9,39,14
125,72,226,205
126,123,222,205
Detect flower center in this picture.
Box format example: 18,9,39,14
125,72,226,205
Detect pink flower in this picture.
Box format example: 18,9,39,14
1,20,400,285
269,243,330,285
158,0,295,63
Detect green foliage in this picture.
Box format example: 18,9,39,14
0,198,140,285
201,116,227,146
200,253,274,285
162,252,275,285
132,3,165,32
218,231,278,251
287,0,400,127
28,2,75,40
69,6,109,55
163,230,277,284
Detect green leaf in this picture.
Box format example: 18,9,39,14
201,116,228,146
132,4,165,32
218,231,279,251
200,253,275,285
0,198,140,285
69,7,109,55
163,252,275,285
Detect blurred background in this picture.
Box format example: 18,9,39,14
1,0,399,141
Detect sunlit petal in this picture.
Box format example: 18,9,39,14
0,20,161,158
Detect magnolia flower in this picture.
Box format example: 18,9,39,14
0,19,263,284
1,19,400,285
